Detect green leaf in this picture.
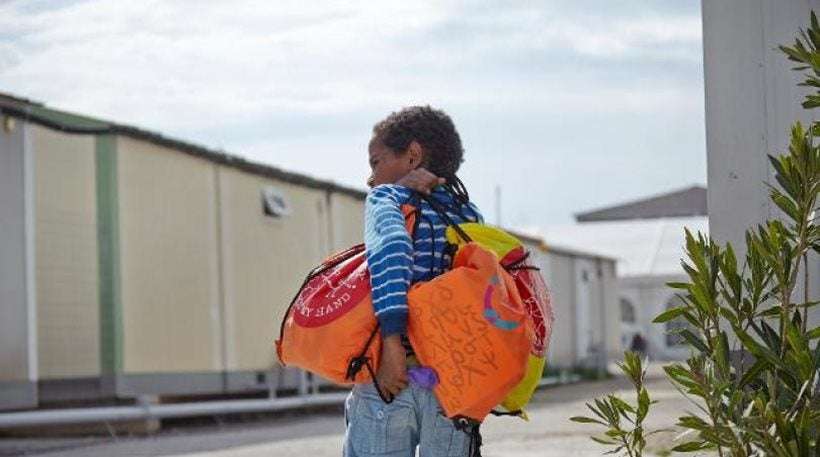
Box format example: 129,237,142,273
653,306,686,323
715,331,731,377
570,416,607,426
609,396,636,415
679,329,710,354
734,323,786,369
590,435,618,446
718,306,738,325
663,364,700,391
757,305,783,318
605,429,626,438
637,387,650,423
672,441,712,452
677,415,711,432
785,320,810,354
737,359,768,388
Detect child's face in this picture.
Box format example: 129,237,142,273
367,137,416,188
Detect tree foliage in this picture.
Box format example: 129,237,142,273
571,352,660,457
574,11,820,457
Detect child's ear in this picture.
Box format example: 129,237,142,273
407,141,425,168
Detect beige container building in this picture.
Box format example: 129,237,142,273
0,93,365,407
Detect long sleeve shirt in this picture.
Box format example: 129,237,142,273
364,184,483,337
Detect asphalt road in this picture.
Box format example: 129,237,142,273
1,364,693,457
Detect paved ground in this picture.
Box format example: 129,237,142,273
1,364,696,457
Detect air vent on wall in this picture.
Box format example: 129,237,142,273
261,186,292,218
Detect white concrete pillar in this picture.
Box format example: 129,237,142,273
703,0,820,325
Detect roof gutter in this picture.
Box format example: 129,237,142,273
0,104,367,200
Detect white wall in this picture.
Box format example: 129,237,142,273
620,275,692,361
532,242,619,370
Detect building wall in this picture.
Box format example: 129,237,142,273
573,257,597,362
536,245,619,369
575,256,620,367
703,0,820,326
0,118,37,409
218,167,333,371
620,275,692,361
328,192,365,252
33,126,100,379
118,137,221,373
601,260,621,361
542,251,576,368
618,286,643,351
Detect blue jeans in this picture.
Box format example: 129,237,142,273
343,383,471,457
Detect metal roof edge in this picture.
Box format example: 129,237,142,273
542,242,618,262
574,185,707,222
504,226,618,261
0,96,367,200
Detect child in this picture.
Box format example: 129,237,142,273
343,106,484,457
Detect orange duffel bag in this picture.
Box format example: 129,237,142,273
407,241,533,423
275,206,417,386
275,244,381,385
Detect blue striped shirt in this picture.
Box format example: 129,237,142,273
364,184,483,336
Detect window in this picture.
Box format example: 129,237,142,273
664,295,690,347
619,297,636,323
261,186,292,218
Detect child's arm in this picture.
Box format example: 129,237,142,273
364,184,414,397
364,184,413,337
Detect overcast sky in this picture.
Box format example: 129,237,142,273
0,0,706,228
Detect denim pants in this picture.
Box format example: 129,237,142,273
342,382,471,457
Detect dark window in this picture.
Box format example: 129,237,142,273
620,297,636,323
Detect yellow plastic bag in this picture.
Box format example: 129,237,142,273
445,223,521,259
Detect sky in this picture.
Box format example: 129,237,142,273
0,0,706,228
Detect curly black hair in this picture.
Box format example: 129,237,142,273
372,106,464,178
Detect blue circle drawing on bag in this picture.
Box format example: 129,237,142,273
483,275,520,331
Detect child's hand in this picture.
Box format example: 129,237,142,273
376,335,408,399
396,168,445,195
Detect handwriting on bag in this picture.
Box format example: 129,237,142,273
410,282,501,410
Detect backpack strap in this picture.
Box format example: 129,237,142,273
345,323,395,404
417,192,473,244
452,416,483,457
490,408,523,417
